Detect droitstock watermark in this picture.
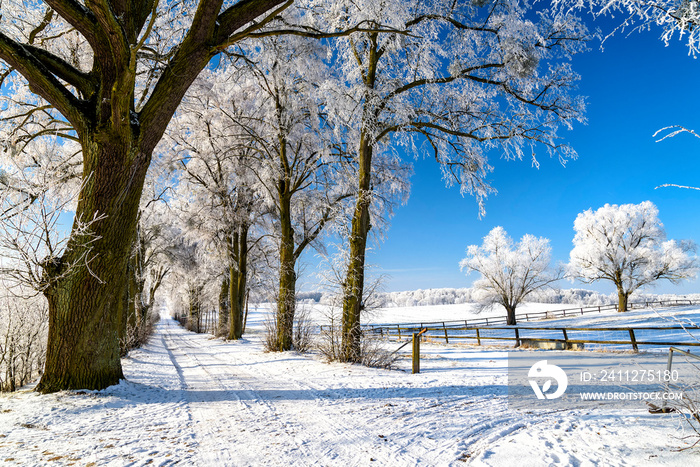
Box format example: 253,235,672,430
508,351,699,412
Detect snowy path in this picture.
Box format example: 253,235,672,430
0,317,698,465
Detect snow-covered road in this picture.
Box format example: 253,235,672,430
155,317,508,465
0,316,697,465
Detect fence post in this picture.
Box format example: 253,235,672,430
412,331,423,374
397,325,401,340
476,328,481,346
443,323,449,343
562,329,569,349
514,328,521,348
628,329,639,352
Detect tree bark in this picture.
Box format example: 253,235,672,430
37,136,148,393
237,223,249,336
218,272,230,336
228,231,242,340
121,246,139,354
188,285,203,333
341,137,373,362
505,304,517,326
277,189,296,351
617,288,630,312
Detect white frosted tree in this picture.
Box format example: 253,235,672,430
460,226,560,326
303,0,589,360
568,201,697,311
182,37,354,350
162,71,268,341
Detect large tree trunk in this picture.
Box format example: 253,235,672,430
277,191,296,351
341,137,373,362
37,138,149,393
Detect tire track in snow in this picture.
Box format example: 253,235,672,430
161,321,419,465
161,319,326,465
158,318,541,466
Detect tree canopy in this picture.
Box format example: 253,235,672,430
568,201,697,311
461,226,560,325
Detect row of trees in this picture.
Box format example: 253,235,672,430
0,0,596,391
462,201,698,324
0,0,697,392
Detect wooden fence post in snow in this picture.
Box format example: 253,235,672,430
412,328,427,374
629,329,639,352
412,333,420,374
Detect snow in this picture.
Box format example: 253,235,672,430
1,305,700,466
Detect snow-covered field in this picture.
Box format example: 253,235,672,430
1,304,700,466
254,301,557,328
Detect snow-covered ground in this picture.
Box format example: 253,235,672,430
1,304,700,466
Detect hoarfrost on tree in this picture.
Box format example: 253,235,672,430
460,226,561,326
299,0,589,360
568,201,698,311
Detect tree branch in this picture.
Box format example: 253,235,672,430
215,0,292,45
22,45,96,97
0,32,87,133
43,0,103,48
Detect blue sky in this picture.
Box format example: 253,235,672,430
359,19,700,296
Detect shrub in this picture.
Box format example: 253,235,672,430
0,295,48,392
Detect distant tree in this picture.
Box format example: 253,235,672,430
460,226,561,326
568,201,697,311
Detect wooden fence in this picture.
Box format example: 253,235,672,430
361,299,700,337
371,323,700,352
